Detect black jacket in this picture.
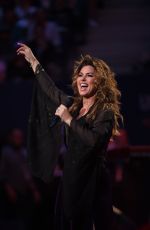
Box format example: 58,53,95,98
28,64,114,218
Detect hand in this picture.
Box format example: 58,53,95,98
16,42,39,72
55,104,72,126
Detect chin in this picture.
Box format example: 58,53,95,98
79,92,88,97
81,91,96,98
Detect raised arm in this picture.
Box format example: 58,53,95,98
16,43,68,107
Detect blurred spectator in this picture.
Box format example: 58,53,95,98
28,24,58,62
108,129,129,152
107,129,129,215
0,60,7,84
14,0,37,19
28,8,62,48
12,1,38,44
107,129,129,183
0,128,41,230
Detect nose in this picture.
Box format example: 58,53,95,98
81,75,87,81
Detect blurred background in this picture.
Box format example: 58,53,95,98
0,0,150,230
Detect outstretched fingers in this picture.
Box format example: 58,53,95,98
16,47,26,55
16,43,37,69
17,42,27,48
16,43,30,57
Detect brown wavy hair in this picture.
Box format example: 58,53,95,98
69,54,123,135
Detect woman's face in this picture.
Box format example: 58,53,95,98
76,65,97,98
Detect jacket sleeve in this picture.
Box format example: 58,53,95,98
70,110,114,148
27,79,63,183
34,63,69,106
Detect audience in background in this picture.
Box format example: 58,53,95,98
0,0,104,84
0,128,41,230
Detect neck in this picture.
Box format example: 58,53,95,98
82,95,95,109
77,96,95,119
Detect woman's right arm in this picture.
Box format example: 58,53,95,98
16,43,67,105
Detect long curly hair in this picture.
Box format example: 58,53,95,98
69,54,123,136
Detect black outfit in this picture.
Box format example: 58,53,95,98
28,64,114,230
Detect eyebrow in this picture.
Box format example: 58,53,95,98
79,72,94,74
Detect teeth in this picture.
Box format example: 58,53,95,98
81,83,88,87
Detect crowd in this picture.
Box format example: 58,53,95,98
0,0,104,85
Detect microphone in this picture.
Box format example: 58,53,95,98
49,96,74,127
62,96,74,108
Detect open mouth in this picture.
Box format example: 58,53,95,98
80,83,88,89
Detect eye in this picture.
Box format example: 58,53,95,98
87,73,94,77
78,73,83,77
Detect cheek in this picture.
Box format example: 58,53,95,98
89,79,97,88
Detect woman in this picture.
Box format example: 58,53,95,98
17,43,122,230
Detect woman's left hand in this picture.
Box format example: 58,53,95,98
55,104,72,126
